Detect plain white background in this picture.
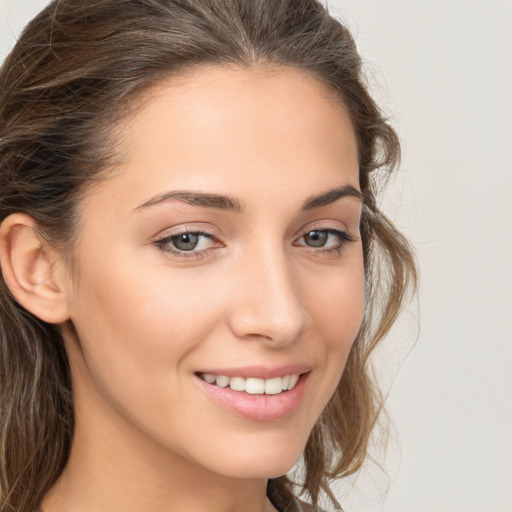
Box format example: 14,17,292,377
1,1,511,511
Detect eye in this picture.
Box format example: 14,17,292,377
295,228,357,254
302,230,330,248
170,232,204,251
153,230,221,257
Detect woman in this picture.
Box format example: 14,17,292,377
0,1,416,511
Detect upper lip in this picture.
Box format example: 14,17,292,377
195,364,312,380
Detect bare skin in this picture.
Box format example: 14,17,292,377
2,65,363,512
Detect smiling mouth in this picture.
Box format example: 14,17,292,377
197,372,301,395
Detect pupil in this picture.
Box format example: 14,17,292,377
174,233,199,251
305,230,327,247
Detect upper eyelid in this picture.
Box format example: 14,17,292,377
299,227,345,237
156,229,353,251
297,222,351,237
294,228,355,245
154,231,220,249
153,223,353,239
152,224,221,240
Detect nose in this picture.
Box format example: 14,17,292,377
227,245,307,346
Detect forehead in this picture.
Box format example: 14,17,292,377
83,65,359,216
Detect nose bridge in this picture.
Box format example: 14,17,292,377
229,238,306,345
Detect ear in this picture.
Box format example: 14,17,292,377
0,213,70,324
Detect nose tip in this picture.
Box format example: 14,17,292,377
230,300,305,346
228,257,307,346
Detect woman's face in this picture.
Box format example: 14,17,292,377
62,66,365,479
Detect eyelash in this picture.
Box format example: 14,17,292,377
294,227,358,257
153,226,357,260
153,228,221,260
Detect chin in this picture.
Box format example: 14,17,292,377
214,456,300,480
198,431,307,480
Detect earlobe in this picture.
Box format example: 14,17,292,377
0,213,70,324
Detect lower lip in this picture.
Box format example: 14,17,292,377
195,373,309,422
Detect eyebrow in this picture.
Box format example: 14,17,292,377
301,185,364,210
133,191,243,212
132,184,363,213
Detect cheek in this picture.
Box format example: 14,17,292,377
301,252,365,412
308,258,365,352
66,252,223,413
72,246,219,347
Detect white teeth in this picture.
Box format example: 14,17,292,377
201,373,301,394
264,377,283,395
204,373,216,384
216,375,229,388
229,376,245,392
287,374,299,390
246,378,265,394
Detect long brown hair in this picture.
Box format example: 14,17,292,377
0,1,417,510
